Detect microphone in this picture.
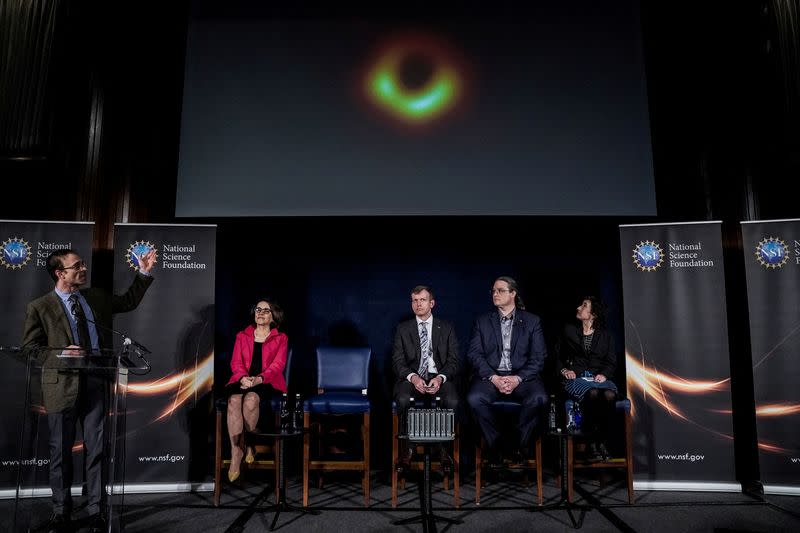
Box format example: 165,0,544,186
76,313,152,354
122,336,152,355
74,312,152,367
0,345,23,352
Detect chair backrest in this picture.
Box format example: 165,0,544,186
284,347,293,388
316,346,371,391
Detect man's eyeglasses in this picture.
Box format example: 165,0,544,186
61,261,87,271
490,288,510,295
254,307,272,314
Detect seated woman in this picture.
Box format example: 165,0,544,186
225,298,288,482
555,296,618,461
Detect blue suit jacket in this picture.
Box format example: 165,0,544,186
466,308,547,382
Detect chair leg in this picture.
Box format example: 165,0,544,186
567,435,574,503
475,438,483,505
535,436,543,506
625,411,635,504
453,428,460,508
363,412,370,507
443,445,450,490
214,410,222,507
303,411,310,507
391,412,398,508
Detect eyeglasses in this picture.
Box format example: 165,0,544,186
490,288,511,295
61,261,87,271
254,307,272,314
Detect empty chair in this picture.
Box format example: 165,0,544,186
303,347,371,507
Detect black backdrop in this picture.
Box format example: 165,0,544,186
213,216,631,472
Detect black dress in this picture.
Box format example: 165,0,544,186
224,340,277,399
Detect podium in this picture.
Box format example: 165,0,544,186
9,347,148,533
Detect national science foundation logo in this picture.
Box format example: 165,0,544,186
632,240,664,272
0,237,32,270
126,240,158,271
755,237,788,269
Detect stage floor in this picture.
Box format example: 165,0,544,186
3,470,799,533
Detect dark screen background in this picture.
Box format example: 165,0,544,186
176,1,656,216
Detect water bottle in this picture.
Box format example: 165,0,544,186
573,402,582,431
279,393,290,430
432,396,440,409
566,400,577,432
407,397,416,436
548,395,558,431
293,393,303,431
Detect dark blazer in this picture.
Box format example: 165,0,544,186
392,317,460,382
21,273,154,413
467,309,547,382
555,323,616,378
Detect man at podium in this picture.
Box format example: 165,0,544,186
20,248,155,533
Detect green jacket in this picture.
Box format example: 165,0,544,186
21,273,154,413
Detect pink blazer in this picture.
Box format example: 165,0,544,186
226,325,288,392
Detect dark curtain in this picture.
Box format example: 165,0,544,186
0,0,62,158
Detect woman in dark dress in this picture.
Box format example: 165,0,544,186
555,296,618,460
225,299,288,481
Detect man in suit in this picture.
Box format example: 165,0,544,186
392,285,460,467
466,276,548,463
21,248,155,533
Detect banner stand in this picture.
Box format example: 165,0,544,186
112,223,216,492
620,221,736,490
741,218,800,496
0,220,94,497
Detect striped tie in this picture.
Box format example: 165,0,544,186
418,321,431,380
69,293,92,350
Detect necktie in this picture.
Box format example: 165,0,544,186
499,314,513,371
418,322,431,380
69,294,92,351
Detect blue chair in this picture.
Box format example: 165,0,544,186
213,348,292,506
564,398,634,504
391,401,460,508
474,399,544,505
302,347,371,507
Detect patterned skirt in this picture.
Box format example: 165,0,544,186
563,371,618,402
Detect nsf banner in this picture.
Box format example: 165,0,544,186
113,223,216,488
0,220,93,490
620,221,737,489
741,219,800,494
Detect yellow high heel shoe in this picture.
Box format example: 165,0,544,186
227,469,240,483
245,448,255,465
